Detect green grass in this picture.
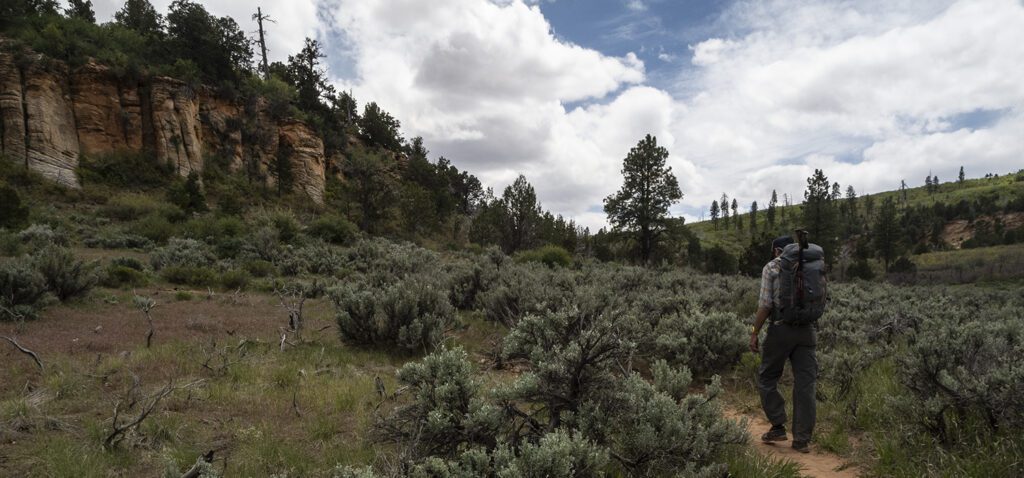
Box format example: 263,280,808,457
720,445,803,478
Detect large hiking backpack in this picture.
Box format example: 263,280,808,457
775,241,827,326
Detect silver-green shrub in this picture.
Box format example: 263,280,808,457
0,257,47,320
332,276,454,353
32,245,97,301
150,238,216,270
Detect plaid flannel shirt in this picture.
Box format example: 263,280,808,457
758,257,782,311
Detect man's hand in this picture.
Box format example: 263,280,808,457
749,332,760,353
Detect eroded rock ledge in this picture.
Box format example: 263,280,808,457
0,42,329,203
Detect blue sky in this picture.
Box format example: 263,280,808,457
540,0,728,92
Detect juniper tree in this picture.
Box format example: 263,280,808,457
603,135,682,264
502,175,542,253
959,166,966,184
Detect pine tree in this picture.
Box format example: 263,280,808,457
874,196,900,271
720,193,730,228
731,198,739,233
831,182,842,201
710,200,720,230
66,0,95,22
749,201,758,235
288,38,333,114
115,0,163,36
767,190,778,230
802,169,838,262
603,135,682,263
900,180,908,203
959,166,965,184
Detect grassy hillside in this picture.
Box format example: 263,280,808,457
687,170,1024,278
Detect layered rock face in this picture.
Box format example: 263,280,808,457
0,45,329,203
0,51,80,187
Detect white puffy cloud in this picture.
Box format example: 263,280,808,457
673,0,1024,217
323,0,648,226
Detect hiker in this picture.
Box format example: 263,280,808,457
748,231,827,453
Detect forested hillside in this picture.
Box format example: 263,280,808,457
687,168,1024,281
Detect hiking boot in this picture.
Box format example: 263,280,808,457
792,440,810,453
761,425,787,442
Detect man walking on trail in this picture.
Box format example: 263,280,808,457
749,234,826,453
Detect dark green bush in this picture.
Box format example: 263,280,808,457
242,259,276,278
516,244,573,268
78,151,174,189
704,245,737,274
129,214,177,243
99,193,178,221
101,265,148,289
161,266,219,287
890,256,917,274
166,171,208,214
33,245,97,301
846,259,875,281
0,231,23,257
0,183,30,230
308,214,358,245
219,269,251,290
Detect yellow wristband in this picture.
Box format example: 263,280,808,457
751,326,759,334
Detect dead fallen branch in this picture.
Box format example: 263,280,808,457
1,335,43,370
104,378,204,449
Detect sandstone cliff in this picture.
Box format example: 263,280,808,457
0,43,331,203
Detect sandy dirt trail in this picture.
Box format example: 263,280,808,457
727,409,861,478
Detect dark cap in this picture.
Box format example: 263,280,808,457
772,236,794,251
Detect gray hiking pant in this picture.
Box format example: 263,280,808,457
757,322,817,442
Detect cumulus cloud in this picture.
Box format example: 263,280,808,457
323,0,648,225
672,0,1024,216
